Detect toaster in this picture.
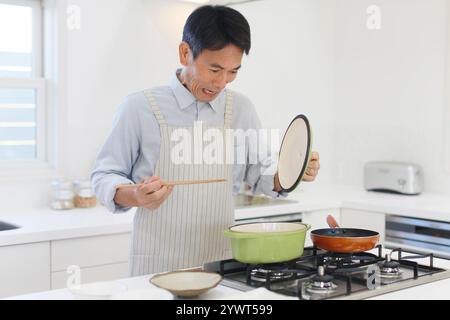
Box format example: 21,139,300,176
364,162,424,195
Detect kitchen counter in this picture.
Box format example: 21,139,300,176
236,184,450,223
1,185,450,247
0,206,134,246
7,248,450,300
10,277,450,300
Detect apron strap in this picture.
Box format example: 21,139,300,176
144,89,233,128
224,90,234,128
144,89,167,127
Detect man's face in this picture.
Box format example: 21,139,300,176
179,43,244,103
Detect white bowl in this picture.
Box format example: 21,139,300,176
150,271,223,298
111,288,173,300
68,282,128,300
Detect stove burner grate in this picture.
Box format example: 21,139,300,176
304,266,338,294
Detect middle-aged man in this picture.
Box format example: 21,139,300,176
91,5,320,277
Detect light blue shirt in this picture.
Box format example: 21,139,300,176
91,71,283,213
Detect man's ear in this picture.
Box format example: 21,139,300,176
179,42,191,66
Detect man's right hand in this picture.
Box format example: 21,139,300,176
134,176,174,211
113,176,174,211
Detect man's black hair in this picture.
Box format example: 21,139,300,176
183,5,251,59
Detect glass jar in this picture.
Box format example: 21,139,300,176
50,179,75,210
73,179,97,208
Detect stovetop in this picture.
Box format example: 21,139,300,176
206,245,450,300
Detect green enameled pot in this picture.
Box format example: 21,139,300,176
223,222,311,264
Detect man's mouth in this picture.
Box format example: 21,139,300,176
202,88,217,96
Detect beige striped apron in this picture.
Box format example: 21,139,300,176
129,90,235,277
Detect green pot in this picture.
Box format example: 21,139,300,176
223,223,311,264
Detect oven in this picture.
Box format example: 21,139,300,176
385,215,450,259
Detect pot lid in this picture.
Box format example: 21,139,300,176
277,115,312,193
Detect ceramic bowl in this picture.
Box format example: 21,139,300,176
150,270,223,298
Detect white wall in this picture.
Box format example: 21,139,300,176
232,0,336,188
333,0,450,194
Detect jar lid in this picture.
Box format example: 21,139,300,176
54,190,75,200
78,189,95,198
52,179,73,189
74,179,92,189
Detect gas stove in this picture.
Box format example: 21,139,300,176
205,245,450,300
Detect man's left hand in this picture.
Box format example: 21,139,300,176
273,151,321,191
303,151,320,182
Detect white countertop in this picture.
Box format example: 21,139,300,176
8,247,450,300
0,206,134,246
10,276,450,300
1,185,450,247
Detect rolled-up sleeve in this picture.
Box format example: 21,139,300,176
91,95,142,213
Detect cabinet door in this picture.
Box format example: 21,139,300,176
0,242,50,298
302,209,341,247
340,209,385,243
51,262,129,290
51,233,130,272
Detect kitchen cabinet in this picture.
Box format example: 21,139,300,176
0,233,131,297
51,262,129,289
51,233,130,271
0,242,50,298
302,209,341,247
50,233,130,289
340,209,385,243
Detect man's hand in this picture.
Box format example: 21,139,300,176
303,152,320,182
134,176,174,211
273,151,321,191
274,173,282,192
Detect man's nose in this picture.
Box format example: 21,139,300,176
214,72,228,89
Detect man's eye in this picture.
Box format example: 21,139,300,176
210,69,220,73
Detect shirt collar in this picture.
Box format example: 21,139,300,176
169,70,225,112
170,70,196,110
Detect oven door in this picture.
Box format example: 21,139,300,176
385,215,450,259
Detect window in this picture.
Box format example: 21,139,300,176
0,0,45,162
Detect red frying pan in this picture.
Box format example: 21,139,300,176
310,215,380,253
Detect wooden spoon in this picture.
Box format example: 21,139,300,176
117,179,227,190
